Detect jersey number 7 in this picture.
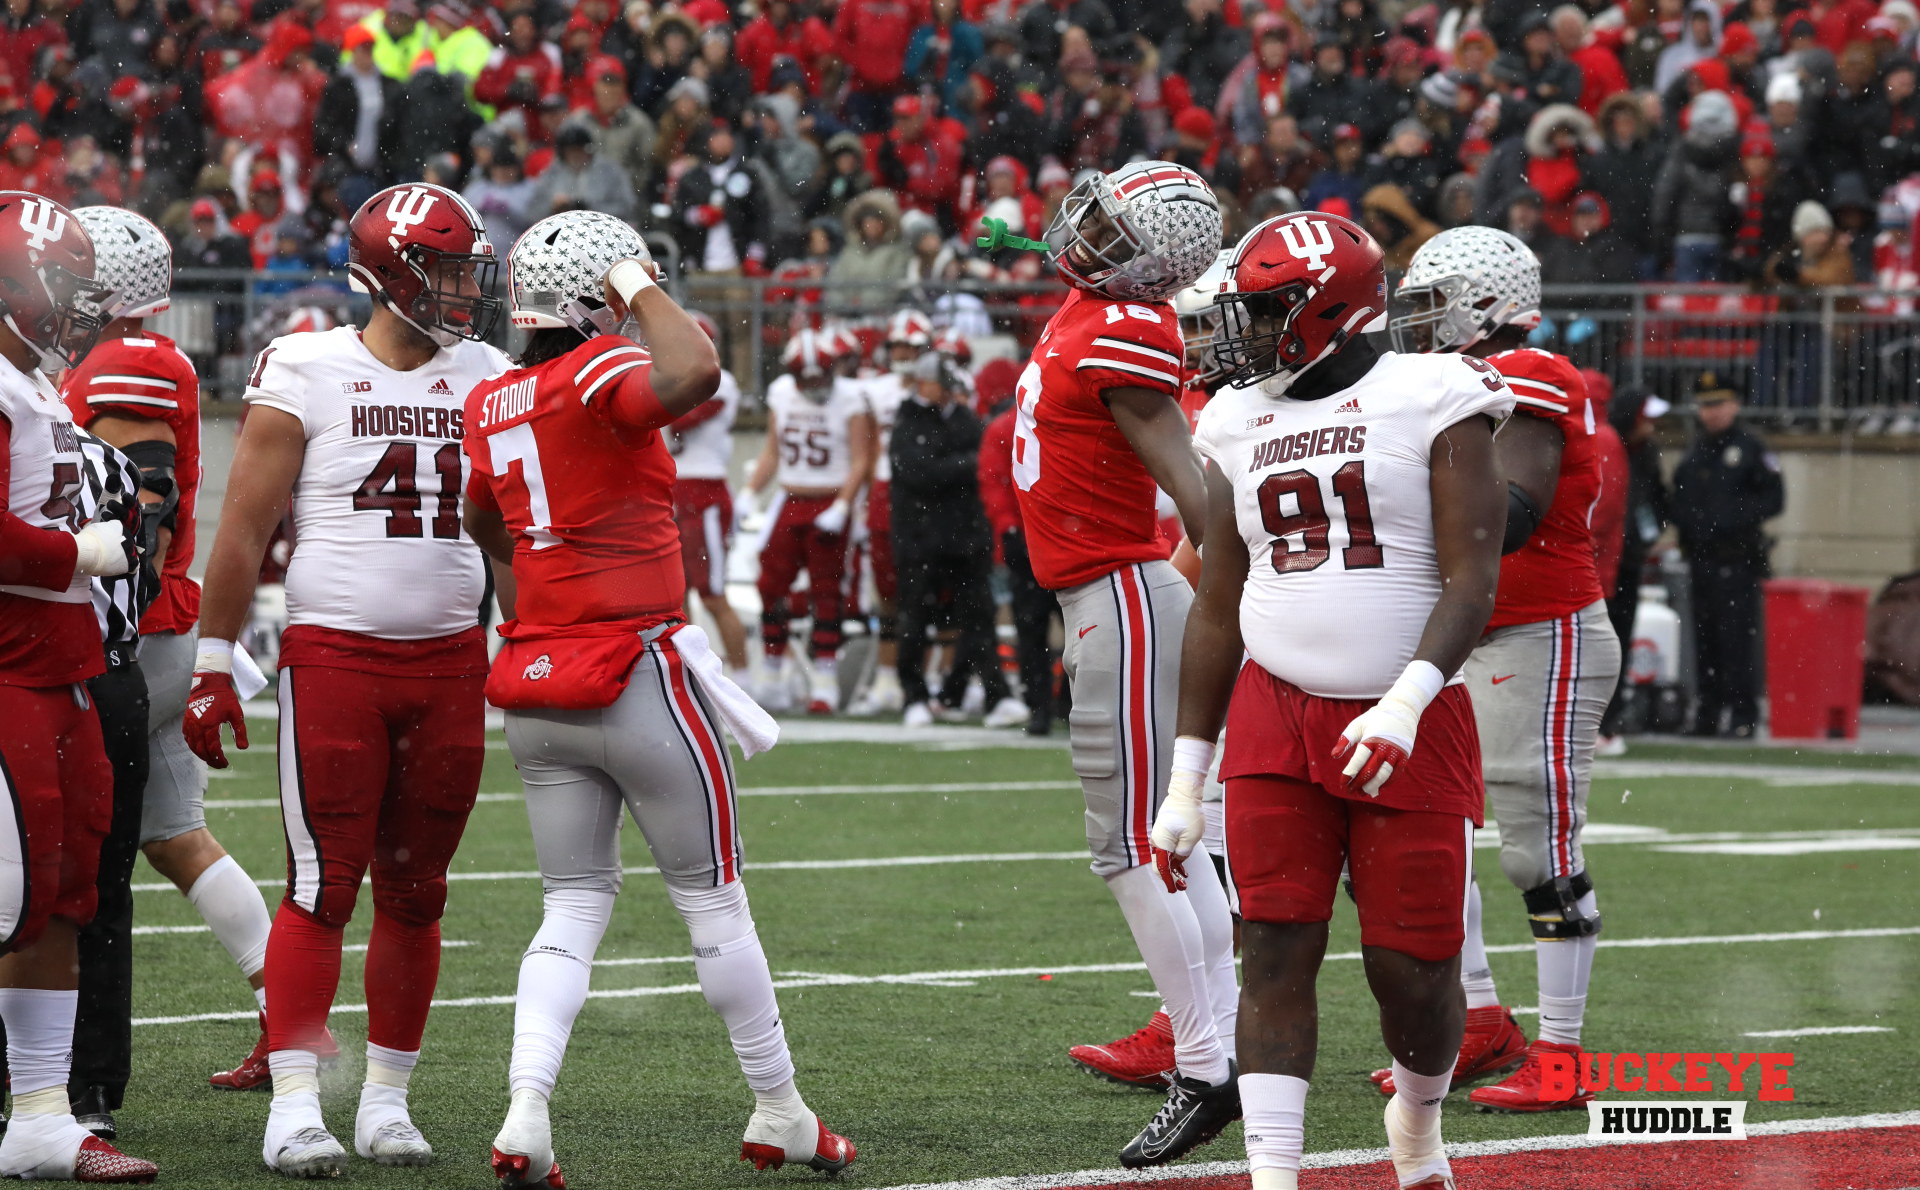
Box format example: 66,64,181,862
1259,461,1383,573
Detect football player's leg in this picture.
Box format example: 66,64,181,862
1182,832,1238,1062
802,520,849,709
1230,774,1346,1190
755,505,803,664
611,648,852,1173
858,490,904,711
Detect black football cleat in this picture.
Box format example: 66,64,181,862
71,1085,115,1140
1119,1062,1240,1168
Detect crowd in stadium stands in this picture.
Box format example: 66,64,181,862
4,0,1916,313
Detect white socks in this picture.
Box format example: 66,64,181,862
1104,864,1228,1086
1459,880,1499,1009
668,881,798,1094
1182,846,1239,1061
1535,889,1598,1046
187,853,273,981
1390,1061,1450,1118
366,1043,417,1090
0,987,77,1097
509,888,615,1099
1242,1072,1308,1186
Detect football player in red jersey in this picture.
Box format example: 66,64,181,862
59,206,285,1107
1379,226,1622,1113
464,211,854,1190
1010,160,1240,1166
0,191,159,1182
187,183,510,1177
1153,212,1514,1190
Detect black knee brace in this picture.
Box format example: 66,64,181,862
1523,871,1601,940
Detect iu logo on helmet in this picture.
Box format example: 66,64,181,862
18,198,69,255
385,187,440,248
1276,218,1337,273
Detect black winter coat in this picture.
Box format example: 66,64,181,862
1672,421,1785,568
889,398,990,559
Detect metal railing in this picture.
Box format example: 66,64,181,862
168,268,1920,430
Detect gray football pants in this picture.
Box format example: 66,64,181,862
503,643,743,892
1056,561,1192,878
137,629,209,845
1461,600,1621,890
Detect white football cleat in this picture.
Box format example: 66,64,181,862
492,1089,564,1189
264,1122,346,1179
740,1107,856,1174
806,672,838,715
983,696,1030,729
848,669,904,715
754,662,793,713
903,701,934,728
1384,1093,1454,1189
355,1087,433,1167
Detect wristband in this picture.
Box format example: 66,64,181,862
195,638,235,675
606,258,656,304
1382,659,1446,717
1172,735,1217,778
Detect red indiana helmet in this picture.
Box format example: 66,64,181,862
1213,211,1387,392
932,325,971,366
348,182,501,346
782,327,836,398
0,191,109,372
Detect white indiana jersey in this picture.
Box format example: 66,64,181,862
244,326,511,639
1195,351,1515,700
0,360,87,604
862,371,909,484
766,373,867,491
669,367,740,480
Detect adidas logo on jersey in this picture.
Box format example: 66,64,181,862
523,654,554,681
429,379,455,396
1337,398,1363,414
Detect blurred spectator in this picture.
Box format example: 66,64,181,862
1436,170,1477,225
1046,47,1145,171
573,55,654,199
1764,70,1813,163
878,93,965,226
673,117,765,270
696,25,753,123
0,121,59,195
174,195,251,359
741,96,815,264
834,0,926,132
1236,112,1318,201
1498,184,1560,255
1163,0,1250,111
190,0,257,92
1864,57,1920,195
229,168,285,266
1018,0,1116,70
736,1,834,94
1478,103,1596,233
905,0,982,112
256,218,315,295
391,50,480,181
533,119,635,222
808,129,873,222
464,144,534,247
650,75,710,189
1540,191,1636,283
314,24,399,191
1758,200,1854,407
1375,38,1430,133
1589,92,1665,274
71,0,163,80
956,154,1041,240
1329,0,1391,76
630,10,697,115
427,2,491,100
1554,5,1628,115
1655,0,1722,94
1291,36,1378,149
1653,88,1739,280
359,0,429,81
1304,123,1369,212
1366,119,1444,215
1361,183,1438,269
62,132,123,204
825,188,910,316
963,55,1044,172
1830,173,1879,278
1726,131,1817,281
1217,17,1298,149
205,19,325,164
1508,12,1584,109
0,0,65,98
476,6,559,126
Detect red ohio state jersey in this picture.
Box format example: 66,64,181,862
62,332,202,636
1485,347,1605,630
1011,288,1185,590
464,337,684,628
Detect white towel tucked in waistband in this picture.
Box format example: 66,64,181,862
666,623,779,758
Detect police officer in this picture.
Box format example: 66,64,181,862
1672,372,1785,737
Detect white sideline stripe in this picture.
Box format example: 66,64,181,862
132,924,476,951
129,928,1920,1027
1743,1025,1894,1038
871,1111,1920,1189
132,850,1090,892
202,781,1083,810
1655,838,1920,856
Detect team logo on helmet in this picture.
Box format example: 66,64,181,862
384,186,440,247
19,199,69,254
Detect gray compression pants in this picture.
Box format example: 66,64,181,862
1056,560,1192,878
137,629,208,845
504,643,743,893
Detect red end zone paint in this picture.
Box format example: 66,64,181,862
1069,1126,1920,1190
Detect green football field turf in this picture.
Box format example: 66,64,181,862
115,726,1920,1187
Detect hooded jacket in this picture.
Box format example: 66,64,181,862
1588,92,1666,251
1361,183,1439,270
1651,90,1739,252
826,189,913,315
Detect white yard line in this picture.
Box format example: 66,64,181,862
1743,1025,1895,1038
131,927,1920,1027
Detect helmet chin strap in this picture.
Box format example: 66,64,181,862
558,295,620,339
2,310,67,374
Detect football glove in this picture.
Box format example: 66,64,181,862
70,515,136,578
183,670,248,769
1149,737,1216,893
1332,661,1444,797
813,498,851,536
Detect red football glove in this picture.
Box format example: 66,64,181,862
183,670,248,769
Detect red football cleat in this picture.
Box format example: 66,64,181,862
492,1148,566,1188
208,1012,342,1090
1470,1039,1595,1112
73,1135,158,1183
1371,1005,1529,1096
740,1119,855,1174
1068,1011,1176,1090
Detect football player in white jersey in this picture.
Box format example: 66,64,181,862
844,309,927,716
743,329,874,714
1150,212,1515,1190
0,190,159,1183
186,183,512,1178
668,310,750,684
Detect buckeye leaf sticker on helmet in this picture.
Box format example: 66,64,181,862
1044,161,1223,301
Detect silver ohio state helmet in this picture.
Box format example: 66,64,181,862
1390,225,1542,354
508,210,650,337
1045,161,1222,301
1172,248,1233,383
75,206,171,320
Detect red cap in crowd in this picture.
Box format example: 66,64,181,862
1720,22,1759,55
893,94,924,120
341,24,375,51
1332,123,1363,143
1741,132,1776,158
4,123,38,151
590,54,626,83
1175,106,1216,141
191,197,220,220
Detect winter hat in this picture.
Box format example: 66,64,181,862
1791,200,1834,238
1174,106,1217,140
1765,71,1803,105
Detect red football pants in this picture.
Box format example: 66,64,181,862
0,683,110,951
756,494,848,660
266,664,484,1055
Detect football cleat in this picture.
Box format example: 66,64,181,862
73,1134,159,1183
848,671,904,716
1069,1011,1176,1090
740,1117,855,1174
1371,1006,1528,1096
1118,1064,1240,1168
492,1149,566,1189
0,1115,157,1183
263,1124,345,1179
902,702,935,729
71,1086,114,1140
754,663,794,714
1470,1039,1595,1113
211,1013,341,1091
355,1089,432,1167
1384,1093,1453,1189
493,1089,564,1189
983,696,1031,729
806,673,838,715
